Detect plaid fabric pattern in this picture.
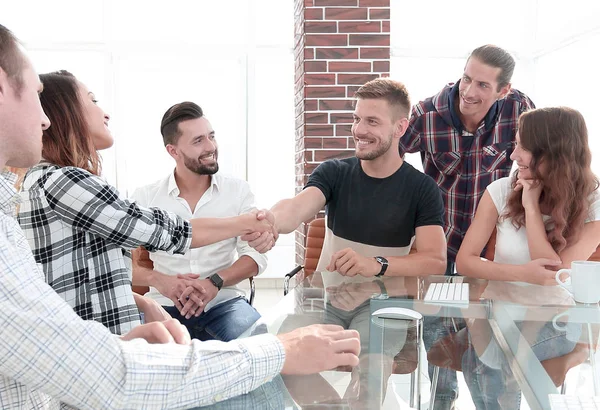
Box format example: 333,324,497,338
0,173,284,409
17,164,193,335
400,83,535,261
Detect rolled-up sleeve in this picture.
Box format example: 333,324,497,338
40,167,191,254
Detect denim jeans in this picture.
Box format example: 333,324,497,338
164,296,261,342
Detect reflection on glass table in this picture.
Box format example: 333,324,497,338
232,271,598,410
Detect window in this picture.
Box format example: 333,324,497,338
4,0,295,277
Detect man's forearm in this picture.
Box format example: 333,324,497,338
386,252,447,276
219,255,259,287
271,199,309,234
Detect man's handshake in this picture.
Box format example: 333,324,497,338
242,209,279,253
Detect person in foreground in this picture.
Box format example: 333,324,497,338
0,24,360,409
456,106,600,283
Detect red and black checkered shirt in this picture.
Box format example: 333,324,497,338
400,82,535,262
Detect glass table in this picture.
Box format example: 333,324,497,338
195,272,599,409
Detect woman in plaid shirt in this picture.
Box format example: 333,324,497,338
17,70,274,335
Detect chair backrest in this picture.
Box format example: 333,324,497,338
304,218,326,277
484,227,600,261
131,247,152,295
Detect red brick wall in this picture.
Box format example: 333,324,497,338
293,0,391,265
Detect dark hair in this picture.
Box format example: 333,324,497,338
504,107,599,253
354,78,411,120
160,101,204,146
0,24,25,94
469,45,515,91
39,70,101,175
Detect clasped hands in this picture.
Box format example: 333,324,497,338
153,272,218,319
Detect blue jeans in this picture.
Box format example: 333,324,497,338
164,296,261,342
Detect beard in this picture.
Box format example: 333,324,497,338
182,150,219,175
354,133,393,160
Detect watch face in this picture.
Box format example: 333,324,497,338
210,274,223,289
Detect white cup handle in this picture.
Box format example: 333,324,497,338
552,311,568,332
555,269,572,292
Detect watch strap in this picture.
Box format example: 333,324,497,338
375,256,388,277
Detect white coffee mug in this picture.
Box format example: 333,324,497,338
555,261,600,304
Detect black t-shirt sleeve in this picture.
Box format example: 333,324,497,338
415,175,445,228
304,160,338,202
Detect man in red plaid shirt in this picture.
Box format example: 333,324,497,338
401,45,535,409
399,44,535,276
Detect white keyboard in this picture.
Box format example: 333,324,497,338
424,282,469,305
549,394,600,410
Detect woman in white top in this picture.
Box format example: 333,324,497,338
457,106,600,283
454,107,597,408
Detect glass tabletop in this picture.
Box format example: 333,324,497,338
198,272,600,409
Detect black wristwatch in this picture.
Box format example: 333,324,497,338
208,273,224,290
374,256,388,277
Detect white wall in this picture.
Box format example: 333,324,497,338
3,0,296,277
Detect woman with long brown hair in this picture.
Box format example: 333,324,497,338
453,107,598,408
456,106,600,283
17,70,273,335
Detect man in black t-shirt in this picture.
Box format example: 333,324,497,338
243,78,448,406
245,78,447,279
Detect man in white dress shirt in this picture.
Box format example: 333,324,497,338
131,101,265,341
0,24,361,409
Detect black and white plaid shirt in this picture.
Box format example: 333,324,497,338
18,163,192,335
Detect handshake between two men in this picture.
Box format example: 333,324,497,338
243,209,384,277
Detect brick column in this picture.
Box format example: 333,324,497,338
293,0,391,265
